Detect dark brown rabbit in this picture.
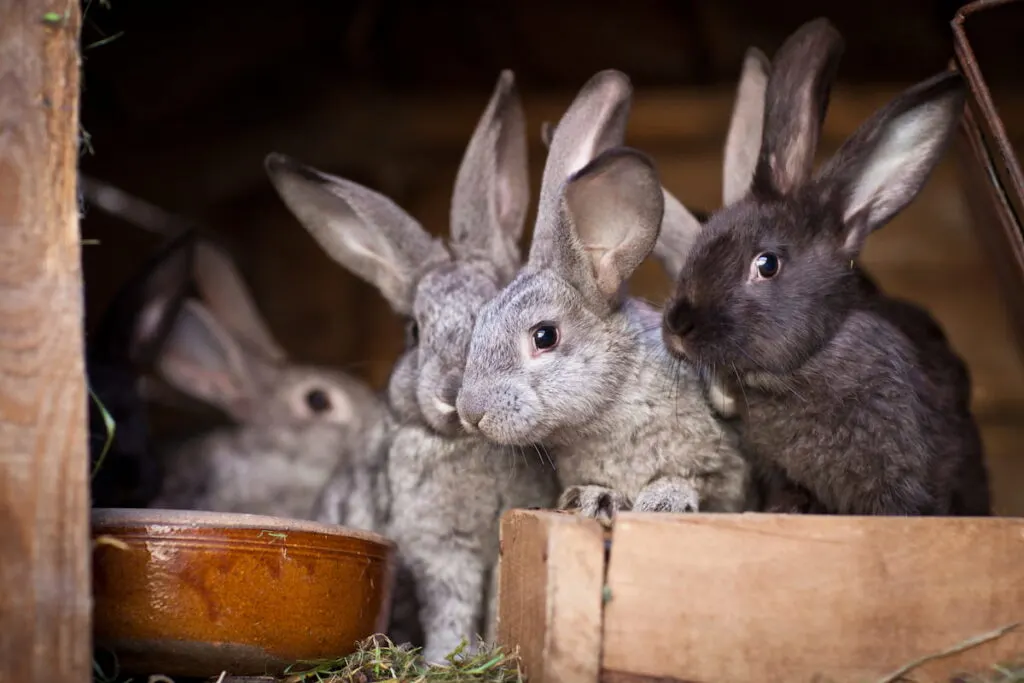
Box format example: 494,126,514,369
86,227,197,508
659,18,991,516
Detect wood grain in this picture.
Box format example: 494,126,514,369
497,510,606,683
601,513,1024,683
0,1,90,680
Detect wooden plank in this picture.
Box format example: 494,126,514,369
497,510,606,683
0,1,90,681
601,513,1024,683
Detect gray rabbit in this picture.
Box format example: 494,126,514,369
265,71,560,662
455,70,751,520
149,239,392,528
659,18,991,515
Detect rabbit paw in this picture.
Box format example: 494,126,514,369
558,485,631,522
633,478,700,513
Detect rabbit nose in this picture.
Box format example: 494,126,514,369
664,298,695,338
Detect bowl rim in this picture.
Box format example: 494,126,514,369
91,507,395,549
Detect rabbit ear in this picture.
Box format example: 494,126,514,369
449,70,530,281
723,47,771,205
155,299,258,421
550,147,664,308
265,153,450,315
531,70,633,265
752,18,844,197
539,120,555,148
650,189,704,281
817,70,966,256
89,228,196,368
128,229,198,367
192,239,288,363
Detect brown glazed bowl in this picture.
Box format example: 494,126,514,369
91,508,396,678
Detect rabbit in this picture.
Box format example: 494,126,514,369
658,17,991,516
454,69,751,521
85,226,198,509
147,238,393,527
264,70,560,662
78,172,423,647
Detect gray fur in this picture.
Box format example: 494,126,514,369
457,71,750,517
265,70,559,663
661,18,990,516
148,254,421,644
151,299,390,522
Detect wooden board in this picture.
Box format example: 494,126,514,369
0,1,90,681
497,510,606,683
601,513,1024,683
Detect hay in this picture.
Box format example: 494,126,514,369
281,636,524,683
876,622,1022,683
93,636,524,683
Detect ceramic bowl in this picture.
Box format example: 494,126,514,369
91,508,396,677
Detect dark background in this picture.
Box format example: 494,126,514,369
75,0,1024,512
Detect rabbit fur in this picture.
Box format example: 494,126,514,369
660,17,991,515
456,70,751,520
148,239,392,525
86,227,197,509
265,70,560,662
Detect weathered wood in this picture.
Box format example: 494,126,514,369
497,510,605,683
0,1,90,681
601,513,1024,683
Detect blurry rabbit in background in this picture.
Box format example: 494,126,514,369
84,222,197,509
80,174,423,647
80,175,393,525
149,239,392,526
266,70,560,662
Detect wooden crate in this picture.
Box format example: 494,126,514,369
496,510,1024,683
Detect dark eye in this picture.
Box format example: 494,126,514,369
753,252,781,279
405,319,419,347
531,324,559,352
305,388,332,414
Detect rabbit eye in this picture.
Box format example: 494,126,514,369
305,388,332,414
753,252,781,280
531,324,559,353
405,319,419,347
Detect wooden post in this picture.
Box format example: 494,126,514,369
0,1,89,681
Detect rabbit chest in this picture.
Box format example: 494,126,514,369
386,425,556,542
549,319,746,506
156,426,349,520
734,312,968,515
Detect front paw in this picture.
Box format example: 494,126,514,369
558,485,631,522
633,478,700,513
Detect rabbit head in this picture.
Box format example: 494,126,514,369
457,71,666,445
660,19,966,380
154,240,381,434
265,70,529,437
87,227,197,508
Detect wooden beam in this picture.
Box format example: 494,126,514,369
0,1,90,681
497,510,606,683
